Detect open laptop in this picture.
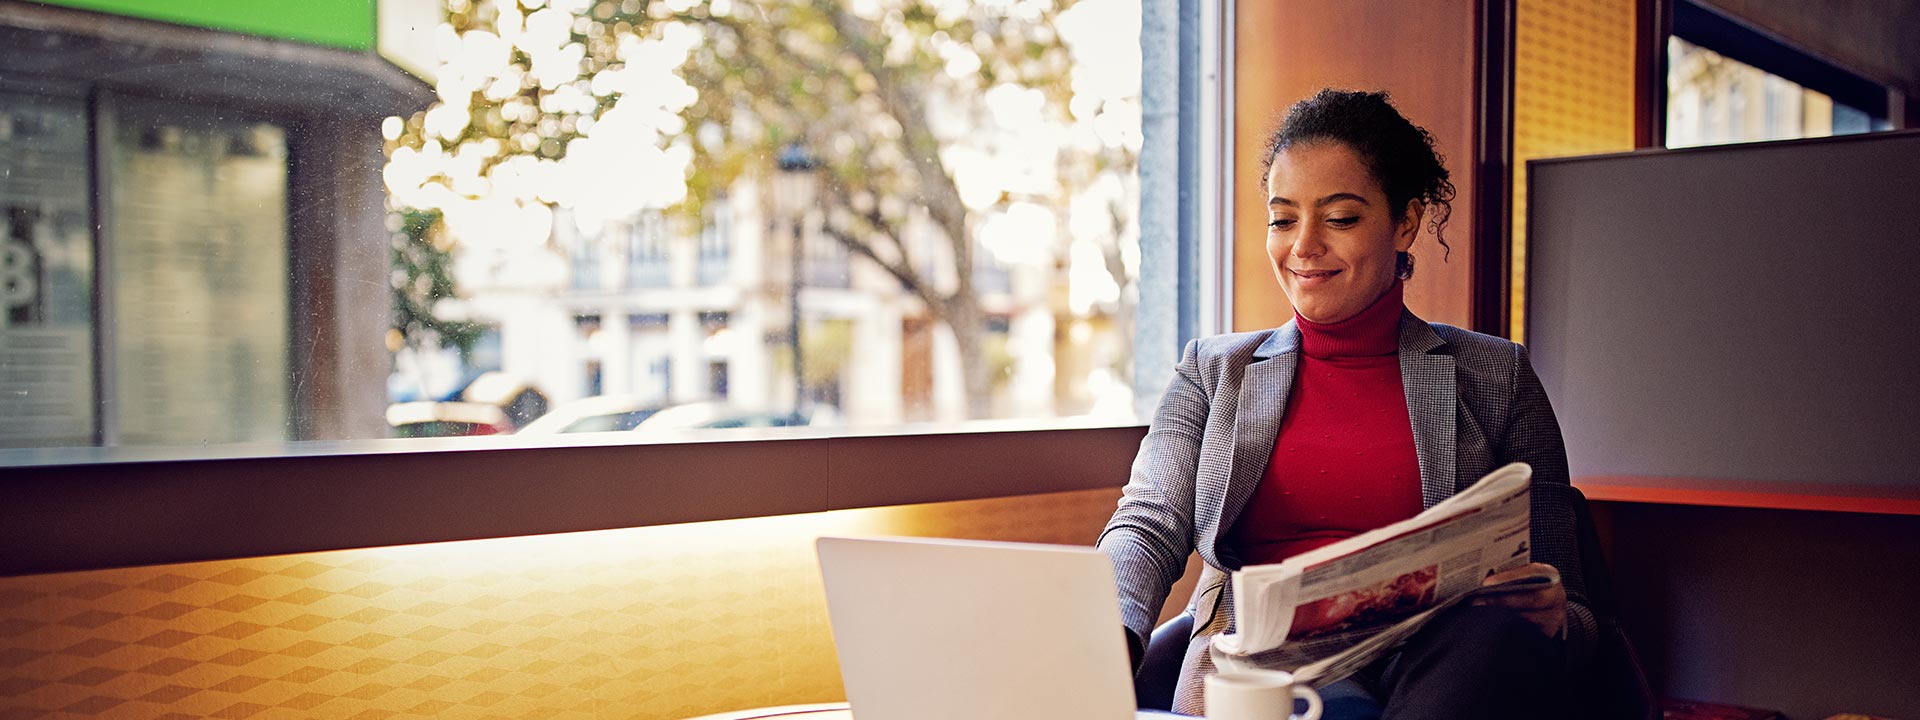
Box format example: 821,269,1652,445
816,536,1162,720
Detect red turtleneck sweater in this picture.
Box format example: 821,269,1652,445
1226,281,1424,567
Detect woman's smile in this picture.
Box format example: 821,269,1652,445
1289,268,1343,286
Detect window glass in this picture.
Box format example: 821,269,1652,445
0,0,1149,456
108,98,291,445
386,0,1145,437
0,92,95,447
1666,37,1880,148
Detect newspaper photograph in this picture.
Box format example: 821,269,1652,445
1210,462,1539,685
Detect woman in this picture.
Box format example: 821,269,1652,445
1099,89,1592,719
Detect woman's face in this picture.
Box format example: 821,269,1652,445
1264,141,1421,324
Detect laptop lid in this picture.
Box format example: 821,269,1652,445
815,536,1138,720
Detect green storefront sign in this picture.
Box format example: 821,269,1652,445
33,0,377,50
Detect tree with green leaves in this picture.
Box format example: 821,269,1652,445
389,208,482,360
384,0,1140,418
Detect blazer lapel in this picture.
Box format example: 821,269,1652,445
1397,311,1455,509
1209,323,1299,567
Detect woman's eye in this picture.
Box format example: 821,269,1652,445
1268,218,1295,230
1328,216,1359,227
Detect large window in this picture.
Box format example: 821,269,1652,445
1667,37,1883,147
0,0,1163,458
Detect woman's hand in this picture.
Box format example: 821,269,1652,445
1474,563,1566,638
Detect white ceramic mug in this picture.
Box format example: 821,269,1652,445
1204,669,1323,720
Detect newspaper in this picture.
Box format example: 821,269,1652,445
1209,462,1541,686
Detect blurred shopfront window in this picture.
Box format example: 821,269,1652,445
0,92,94,446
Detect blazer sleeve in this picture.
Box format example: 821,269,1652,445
1505,343,1599,663
1098,339,1208,642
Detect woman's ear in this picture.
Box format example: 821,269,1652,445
1395,200,1424,252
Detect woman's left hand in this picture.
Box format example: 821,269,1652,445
1474,563,1566,638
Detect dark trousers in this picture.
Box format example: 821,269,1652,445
1318,604,1569,720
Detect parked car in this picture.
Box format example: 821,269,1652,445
386,371,549,438
515,394,665,434
385,400,514,438
454,371,550,430
632,401,821,432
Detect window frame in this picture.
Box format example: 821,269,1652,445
0,423,1154,576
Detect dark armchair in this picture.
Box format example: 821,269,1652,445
1568,486,1661,720
1133,610,1193,711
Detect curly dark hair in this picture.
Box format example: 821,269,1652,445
1261,89,1455,280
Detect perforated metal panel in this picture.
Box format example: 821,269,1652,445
1511,0,1639,341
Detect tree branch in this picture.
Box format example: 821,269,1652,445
820,224,945,314
819,2,974,285
823,177,907,248
817,172,950,313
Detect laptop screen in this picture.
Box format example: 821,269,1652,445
815,536,1139,720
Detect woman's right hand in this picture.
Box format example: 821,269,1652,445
1473,563,1566,639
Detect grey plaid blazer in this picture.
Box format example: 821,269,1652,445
1097,310,1595,713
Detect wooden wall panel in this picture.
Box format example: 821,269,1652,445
1232,0,1481,332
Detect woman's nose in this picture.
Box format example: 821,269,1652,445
1293,224,1325,258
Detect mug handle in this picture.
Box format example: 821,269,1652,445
1290,685,1323,720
